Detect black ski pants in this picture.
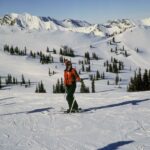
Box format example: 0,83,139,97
66,83,78,110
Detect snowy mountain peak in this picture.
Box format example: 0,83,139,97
0,13,135,36
10,13,19,18
62,18,91,28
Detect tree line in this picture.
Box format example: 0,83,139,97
53,78,97,93
127,68,150,92
0,74,31,89
4,44,27,56
104,57,124,73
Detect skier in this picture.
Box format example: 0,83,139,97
64,60,81,113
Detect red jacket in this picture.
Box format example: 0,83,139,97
64,68,80,86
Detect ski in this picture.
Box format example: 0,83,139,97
60,107,95,114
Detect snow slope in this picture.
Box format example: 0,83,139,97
0,90,150,150
0,14,150,150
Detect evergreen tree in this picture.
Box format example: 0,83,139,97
143,69,149,90
6,74,12,84
49,68,51,76
111,57,113,63
4,44,9,52
60,46,75,57
60,78,65,93
115,46,117,53
40,81,46,93
59,56,64,63
92,52,99,60
56,79,60,93
119,61,122,70
96,70,100,80
90,74,94,80
10,46,14,55
0,77,2,89
113,58,117,63
106,65,109,72
123,46,125,51
53,78,65,93
80,80,86,93
24,46,27,55
136,68,142,91
82,64,85,72
112,37,115,43
91,79,95,93
106,60,109,67
128,68,150,92
14,46,19,54
113,62,118,73
60,48,63,55
109,64,113,72
78,70,81,75
125,50,128,57
80,80,90,93
46,47,49,52
107,80,110,85
35,81,46,93
30,51,33,57
21,74,26,84
110,48,113,52
104,62,106,67
115,74,119,85
86,65,91,72
101,72,105,79
85,52,90,60
53,48,56,54
148,70,150,90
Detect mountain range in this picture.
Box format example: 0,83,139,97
0,13,139,36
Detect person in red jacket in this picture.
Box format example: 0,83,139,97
64,60,81,113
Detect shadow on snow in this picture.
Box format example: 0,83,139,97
0,97,16,102
0,98,150,116
0,107,54,116
81,98,150,113
27,107,54,114
98,140,134,150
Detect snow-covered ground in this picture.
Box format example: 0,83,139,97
0,90,150,150
0,14,150,150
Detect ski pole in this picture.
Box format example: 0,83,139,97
69,96,76,113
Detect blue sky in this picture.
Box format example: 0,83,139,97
0,0,150,23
